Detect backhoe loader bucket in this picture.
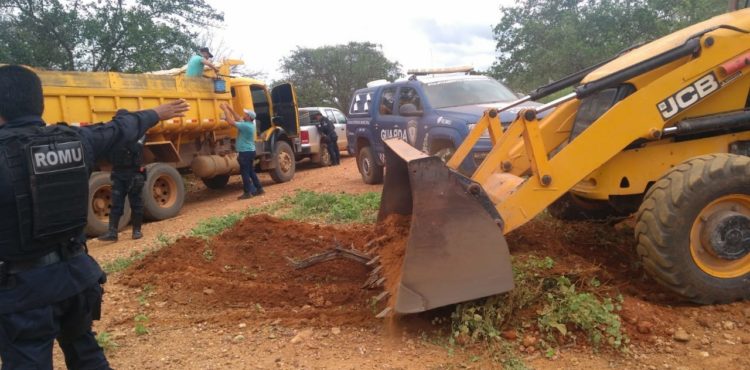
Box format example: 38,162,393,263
378,139,514,314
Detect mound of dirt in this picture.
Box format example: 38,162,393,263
122,210,689,345
372,215,411,310
506,217,682,341
123,214,406,328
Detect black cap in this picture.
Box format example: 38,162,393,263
199,47,213,58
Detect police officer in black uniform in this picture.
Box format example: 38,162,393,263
98,130,147,242
0,65,188,369
314,112,340,166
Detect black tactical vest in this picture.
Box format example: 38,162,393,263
110,140,143,169
0,124,89,261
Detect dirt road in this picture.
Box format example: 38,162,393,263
51,156,749,370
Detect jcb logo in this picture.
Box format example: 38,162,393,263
657,72,719,120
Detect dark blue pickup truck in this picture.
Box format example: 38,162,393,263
346,73,541,184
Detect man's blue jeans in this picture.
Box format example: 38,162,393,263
237,151,262,194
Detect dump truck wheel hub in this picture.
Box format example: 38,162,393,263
279,152,292,172
701,211,750,260
690,195,750,278
92,187,111,219
153,177,177,207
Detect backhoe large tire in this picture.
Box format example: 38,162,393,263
548,192,628,221
270,140,295,183
635,154,750,304
143,163,185,221
357,146,383,184
85,171,131,236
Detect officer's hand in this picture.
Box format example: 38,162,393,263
153,99,189,120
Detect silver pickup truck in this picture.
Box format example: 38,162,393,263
297,107,348,166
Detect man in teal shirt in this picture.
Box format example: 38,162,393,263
220,103,264,199
186,47,219,77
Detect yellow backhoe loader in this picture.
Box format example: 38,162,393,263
380,2,750,314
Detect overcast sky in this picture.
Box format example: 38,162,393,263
205,0,512,82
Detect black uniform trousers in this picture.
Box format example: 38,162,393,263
326,134,340,165
109,170,145,218
0,280,108,370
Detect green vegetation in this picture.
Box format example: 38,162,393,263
155,232,175,247
491,0,726,92
134,314,150,336
450,255,625,355
538,277,624,349
0,0,223,72
190,213,244,239
189,190,381,240
95,331,117,352
137,284,154,306
273,190,381,224
102,249,153,274
279,42,402,109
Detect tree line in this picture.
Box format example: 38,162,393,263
0,0,731,108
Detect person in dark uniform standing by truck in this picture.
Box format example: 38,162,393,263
314,112,340,166
98,129,147,242
0,65,188,370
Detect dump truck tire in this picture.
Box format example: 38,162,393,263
270,140,295,183
548,192,628,221
357,146,383,184
143,163,185,221
202,174,230,189
635,154,750,304
85,171,131,236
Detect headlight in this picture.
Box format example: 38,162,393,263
467,123,490,138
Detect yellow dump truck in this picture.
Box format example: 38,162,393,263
37,61,300,235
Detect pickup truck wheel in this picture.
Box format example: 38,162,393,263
320,142,332,167
357,146,383,184
143,163,185,220
85,171,131,236
201,174,230,189
270,140,295,183
635,154,750,304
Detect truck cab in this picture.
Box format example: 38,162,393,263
346,68,541,184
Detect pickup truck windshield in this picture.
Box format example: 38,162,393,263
423,78,517,109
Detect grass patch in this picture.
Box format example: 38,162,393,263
267,190,381,224
102,249,152,274
188,191,381,240
95,331,117,352
450,255,626,354
538,276,624,349
134,314,150,336
190,213,244,239
101,232,179,274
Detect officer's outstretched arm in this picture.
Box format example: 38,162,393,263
80,100,189,161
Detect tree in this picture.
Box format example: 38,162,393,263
0,0,223,72
279,42,402,109
490,0,727,93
